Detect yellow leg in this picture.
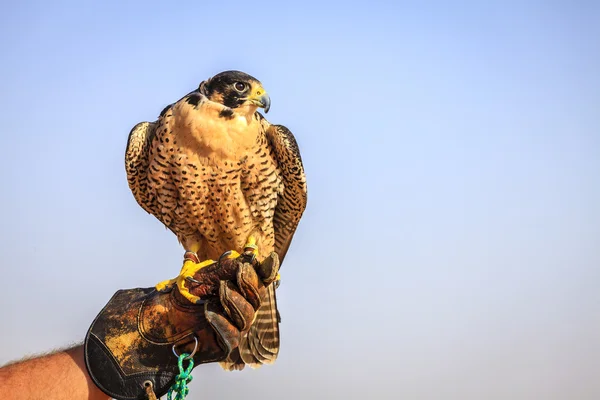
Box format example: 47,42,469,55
243,235,280,282
244,235,259,256
189,243,201,254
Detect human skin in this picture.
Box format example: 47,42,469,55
0,345,109,400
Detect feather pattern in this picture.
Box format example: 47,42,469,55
125,81,307,371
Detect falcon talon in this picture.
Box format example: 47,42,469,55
219,250,241,262
240,252,256,264
155,278,177,293
183,251,200,264
185,276,201,284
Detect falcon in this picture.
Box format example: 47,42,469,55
125,70,307,370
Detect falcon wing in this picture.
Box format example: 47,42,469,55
268,124,308,264
126,121,157,214
222,123,307,370
125,116,178,234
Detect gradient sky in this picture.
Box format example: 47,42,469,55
1,1,599,399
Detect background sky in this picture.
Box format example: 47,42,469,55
1,1,599,399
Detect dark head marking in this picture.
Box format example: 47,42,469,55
200,70,271,113
159,104,172,117
219,108,234,119
186,93,202,107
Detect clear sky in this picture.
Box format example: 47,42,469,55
1,1,599,399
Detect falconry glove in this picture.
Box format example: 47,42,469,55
84,252,280,400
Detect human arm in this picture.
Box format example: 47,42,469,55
0,345,109,400
1,252,279,400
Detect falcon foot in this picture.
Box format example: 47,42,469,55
155,251,217,304
154,241,281,304
240,236,282,284
155,249,254,304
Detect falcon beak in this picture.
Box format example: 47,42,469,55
249,87,271,113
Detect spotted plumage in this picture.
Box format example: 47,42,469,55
125,71,307,370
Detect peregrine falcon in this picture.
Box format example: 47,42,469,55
125,71,307,370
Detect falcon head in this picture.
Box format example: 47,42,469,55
201,70,271,115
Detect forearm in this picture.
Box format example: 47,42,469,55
0,345,109,400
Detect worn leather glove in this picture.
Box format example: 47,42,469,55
84,252,280,400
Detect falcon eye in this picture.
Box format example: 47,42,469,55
233,82,247,92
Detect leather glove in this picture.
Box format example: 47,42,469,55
84,252,280,400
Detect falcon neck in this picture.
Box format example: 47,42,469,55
170,98,263,160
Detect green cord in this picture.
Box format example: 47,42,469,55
167,353,194,400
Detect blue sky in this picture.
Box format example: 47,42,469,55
1,1,599,398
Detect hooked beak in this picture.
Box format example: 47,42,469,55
248,87,271,113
